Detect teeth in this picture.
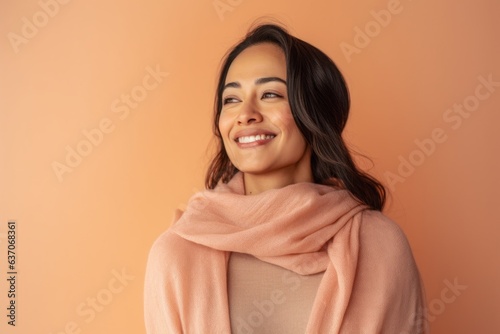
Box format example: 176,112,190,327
238,134,275,143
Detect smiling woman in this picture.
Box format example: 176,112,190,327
218,43,312,195
144,23,427,333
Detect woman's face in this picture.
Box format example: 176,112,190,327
218,42,311,181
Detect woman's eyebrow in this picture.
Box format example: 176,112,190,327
255,76,286,85
223,77,287,92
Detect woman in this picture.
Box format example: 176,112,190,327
144,23,427,333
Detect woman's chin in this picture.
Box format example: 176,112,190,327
237,167,272,175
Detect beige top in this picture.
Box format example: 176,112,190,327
228,252,325,334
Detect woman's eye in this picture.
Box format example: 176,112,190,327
223,97,239,105
262,92,281,99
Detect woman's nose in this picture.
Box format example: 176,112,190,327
236,100,263,125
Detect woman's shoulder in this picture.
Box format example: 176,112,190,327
359,210,417,264
355,210,424,310
148,228,188,260
146,213,215,275
361,210,409,239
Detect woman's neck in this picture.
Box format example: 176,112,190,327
243,167,313,195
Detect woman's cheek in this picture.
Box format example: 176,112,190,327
218,115,232,139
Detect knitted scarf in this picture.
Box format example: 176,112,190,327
144,173,427,333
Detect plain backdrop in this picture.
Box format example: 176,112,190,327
1,0,499,333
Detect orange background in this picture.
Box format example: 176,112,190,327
1,0,499,333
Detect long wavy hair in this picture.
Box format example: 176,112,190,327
205,23,386,210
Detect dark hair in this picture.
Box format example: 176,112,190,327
205,23,386,210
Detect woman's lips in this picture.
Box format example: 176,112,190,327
235,134,276,148
237,134,275,143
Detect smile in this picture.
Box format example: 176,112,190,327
236,134,276,143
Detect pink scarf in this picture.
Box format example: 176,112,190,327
144,173,427,333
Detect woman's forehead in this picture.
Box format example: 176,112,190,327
225,43,286,84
